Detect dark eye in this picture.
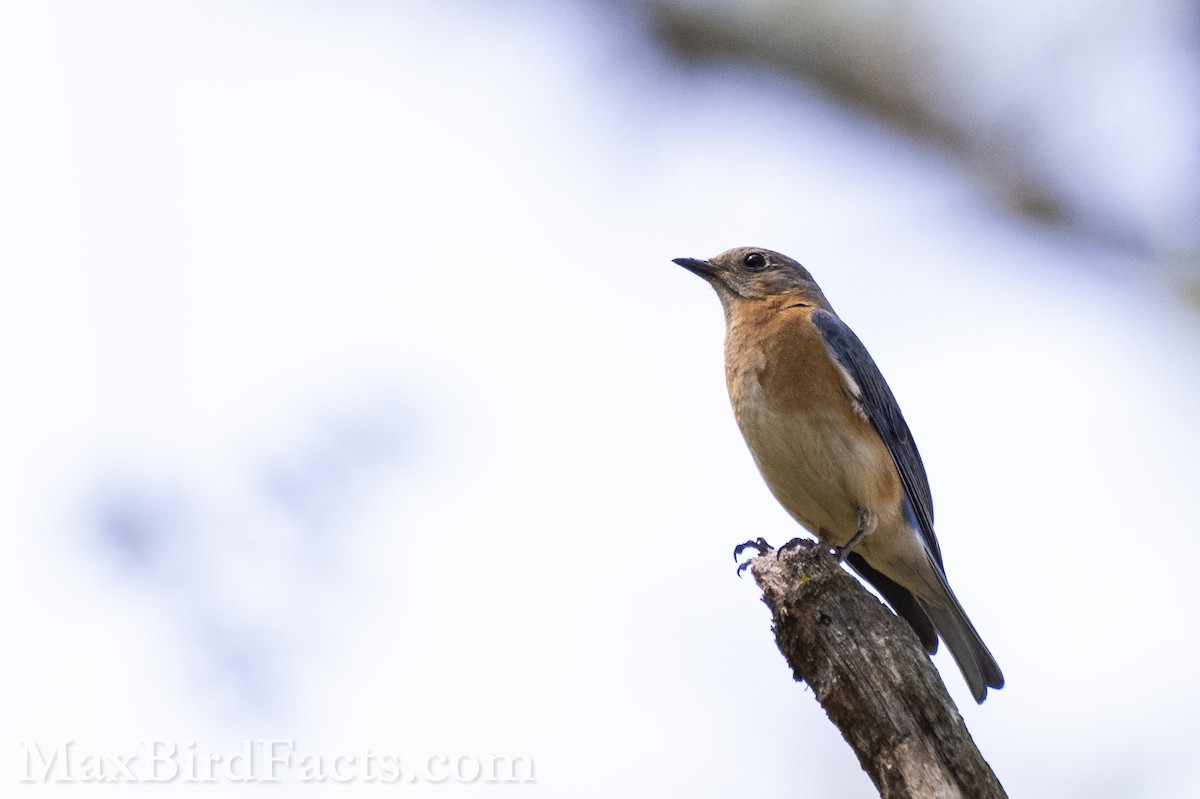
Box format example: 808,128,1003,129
743,252,767,270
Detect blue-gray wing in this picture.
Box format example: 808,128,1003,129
812,309,942,567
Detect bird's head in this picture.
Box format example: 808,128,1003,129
673,247,830,310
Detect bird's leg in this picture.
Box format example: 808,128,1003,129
833,510,877,562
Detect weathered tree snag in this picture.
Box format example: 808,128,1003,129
744,539,1007,799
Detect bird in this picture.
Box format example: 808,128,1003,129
674,246,1003,703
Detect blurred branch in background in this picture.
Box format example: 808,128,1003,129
646,0,1200,269
83,394,414,722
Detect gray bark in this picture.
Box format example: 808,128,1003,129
743,539,1007,799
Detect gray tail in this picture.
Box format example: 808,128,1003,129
919,566,1004,703
846,552,939,653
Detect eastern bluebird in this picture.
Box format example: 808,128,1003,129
674,247,1004,703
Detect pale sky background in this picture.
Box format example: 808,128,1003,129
3,1,1200,797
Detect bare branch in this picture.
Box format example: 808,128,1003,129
746,540,1007,799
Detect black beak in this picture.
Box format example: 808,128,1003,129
673,257,715,277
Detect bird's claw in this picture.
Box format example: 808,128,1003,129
774,537,808,559
733,537,772,561
733,537,772,578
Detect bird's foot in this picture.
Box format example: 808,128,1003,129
775,537,808,559
733,537,772,560
733,538,772,577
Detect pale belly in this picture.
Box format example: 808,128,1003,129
733,376,900,548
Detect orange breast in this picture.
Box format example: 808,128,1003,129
723,299,904,544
